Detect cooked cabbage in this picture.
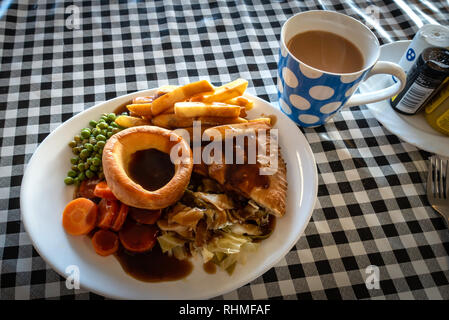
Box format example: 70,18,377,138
161,177,276,273
201,246,214,263
171,206,204,229
206,232,250,255
172,245,188,260
204,208,232,230
213,241,259,274
230,223,262,236
157,232,186,253
200,178,224,193
193,192,234,211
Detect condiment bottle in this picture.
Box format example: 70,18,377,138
397,24,449,77
390,47,449,115
424,81,449,136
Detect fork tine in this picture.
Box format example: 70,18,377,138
438,157,444,199
427,156,433,197
432,156,437,197
426,156,449,222
443,159,449,199
438,157,442,198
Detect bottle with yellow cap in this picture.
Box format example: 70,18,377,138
425,80,449,136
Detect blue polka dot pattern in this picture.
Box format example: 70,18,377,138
277,46,371,127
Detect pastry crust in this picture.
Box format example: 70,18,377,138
102,126,193,210
246,153,287,217
206,149,287,217
197,122,287,217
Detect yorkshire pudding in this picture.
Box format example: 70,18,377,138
102,126,193,210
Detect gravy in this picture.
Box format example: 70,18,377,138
115,244,193,282
203,260,217,274
128,148,175,191
226,163,269,195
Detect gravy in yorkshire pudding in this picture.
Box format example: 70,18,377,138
102,126,193,210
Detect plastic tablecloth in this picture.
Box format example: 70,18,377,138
1,1,448,299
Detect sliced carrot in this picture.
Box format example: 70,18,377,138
129,207,162,225
97,198,120,229
119,220,158,253
111,203,129,232
92,229,119,256
93,181,117,200
76,179,100,199
62,198,98,236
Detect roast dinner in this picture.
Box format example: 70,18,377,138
61,79,288,282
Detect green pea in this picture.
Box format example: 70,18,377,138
73,177,80,186
84,143,93,151
110,122,118,128
67,170,78,178
93,145,99,152
68,140,77,148
72,147,80,155
92,128,100,136
80,128,91,139
79,149,90,159
77,172,85,181
89,120,98,127
106,131,113,138
98,122,108,130
96,134,106,141
77,163,85,171
64,177,74,185
96,140,106,148
107,113,116,122
85,170,94,179
71,165,79,171
89,165,98,172
101,115,108,122
112,128,121,134
98,172,105,180
74,135,81,142
86,157,92,165
98,118,106,123
70,157,79,165
92,157,101,166
82,138,89,145
99,129,107,136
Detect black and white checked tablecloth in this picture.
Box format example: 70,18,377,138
1,0,448,300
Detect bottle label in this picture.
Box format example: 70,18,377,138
395,81,434,114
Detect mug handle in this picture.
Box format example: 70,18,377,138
345,61,406,107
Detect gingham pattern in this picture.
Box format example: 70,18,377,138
1,1,448,300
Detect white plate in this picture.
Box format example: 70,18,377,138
359,40,449,157
20,89,318,300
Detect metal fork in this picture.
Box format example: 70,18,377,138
426,155,449,223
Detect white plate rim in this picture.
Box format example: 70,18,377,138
360,40,449,157
20,89,318,300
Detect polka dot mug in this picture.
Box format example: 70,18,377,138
278,11,407,127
